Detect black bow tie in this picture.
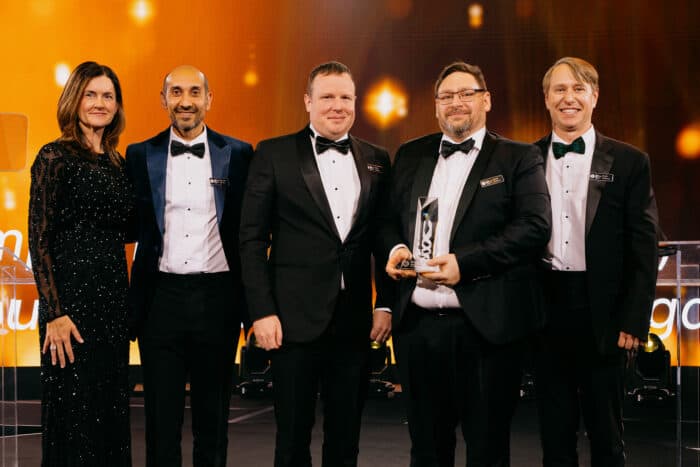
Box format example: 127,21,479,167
171,140,205,158
315,136,351,155
552,137,585,159
440,138,475,158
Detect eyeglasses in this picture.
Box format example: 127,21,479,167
435,88,487,105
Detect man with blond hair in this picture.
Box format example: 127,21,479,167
534,57,658,466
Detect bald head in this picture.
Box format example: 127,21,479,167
162,65,209,95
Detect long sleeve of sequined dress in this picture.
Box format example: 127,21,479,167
28,145,66,322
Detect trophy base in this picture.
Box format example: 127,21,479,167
414,261,439,273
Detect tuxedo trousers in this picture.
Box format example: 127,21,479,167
535,271,626,467
270,289,370,467
138,272,239,467
395,303,522,467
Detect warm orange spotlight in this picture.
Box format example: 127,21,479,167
243,69,259,87
468,3,484,29
54,63,70,87
363,78,408,129
130,0,154,25
676,123,700,159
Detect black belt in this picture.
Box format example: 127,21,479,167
408,303,463,318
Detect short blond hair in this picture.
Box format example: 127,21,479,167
542,57,599,94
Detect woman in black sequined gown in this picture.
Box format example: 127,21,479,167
28,62,133,467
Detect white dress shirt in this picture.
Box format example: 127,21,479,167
159,127,229,273
309,124,361,289
410,127,486,309
310,125,361,242
545,126,596,271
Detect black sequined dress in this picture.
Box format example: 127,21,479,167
28,141,133,467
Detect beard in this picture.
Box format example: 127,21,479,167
442,117,472,140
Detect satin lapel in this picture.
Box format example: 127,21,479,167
407,137,440,247
146,133,169,235
208,131,231,225
535,134,551,171
586,133,614,236
296,130,341,239
346,137,371,239
450,132,496,241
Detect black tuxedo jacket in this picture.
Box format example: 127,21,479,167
125,127,253,335
535,131,658,353
378,131,551,344
239,127,391,343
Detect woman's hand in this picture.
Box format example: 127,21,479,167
42,315,84,368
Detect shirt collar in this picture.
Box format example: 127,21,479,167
170,126,208,146
440,126,486,153
551,125,595,157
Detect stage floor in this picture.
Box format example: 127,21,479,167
8,395,700,466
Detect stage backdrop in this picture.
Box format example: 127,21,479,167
1,0,699,367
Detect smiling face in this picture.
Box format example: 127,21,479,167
77,75,117,133
304,72,356,140
544,63,598,142
161,65,211,140
435,71,490,142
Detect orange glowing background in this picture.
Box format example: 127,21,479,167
1,0,699,367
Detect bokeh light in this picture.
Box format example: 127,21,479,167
54,62,70,87
468,3,484,29
363,78,408,129
243,69,259,87
676,123,700,159
130,0,154,25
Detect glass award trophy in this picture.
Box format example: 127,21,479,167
412,197,439,273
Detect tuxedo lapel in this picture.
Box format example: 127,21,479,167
345,136,371,240
407,136,440,246
296,129,341,239
208,129,231,225
586,132,614,236
450,132,496,241
535,135,551,170
146,130,170,235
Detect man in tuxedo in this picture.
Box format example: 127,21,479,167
381,61,551,466
534,57,658,467
125,65,253,467
239,61,392,467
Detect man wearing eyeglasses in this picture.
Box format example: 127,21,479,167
534,57,658,467
239,61,391,467
379,61,551,466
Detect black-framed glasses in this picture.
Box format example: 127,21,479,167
435,88,487,105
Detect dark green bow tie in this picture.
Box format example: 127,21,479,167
552,137,585,159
